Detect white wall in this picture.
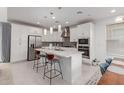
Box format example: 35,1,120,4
0,24,2,62
94,16,116,63
0,7,7,22
0,7,7,62
11,23,43,62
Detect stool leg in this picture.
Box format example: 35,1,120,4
36,59,39,72
42,57,44,65
58,62,63,79
33,60,35,69
54,62,56,74
44,57,48,69
43,62,47,79
50,61,52,85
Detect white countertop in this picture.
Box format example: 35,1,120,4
35,47,83,58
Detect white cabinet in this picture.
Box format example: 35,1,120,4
70,22,95,64
42,22,94,43
77,23,90,38
70,27,78,42
70,22,91,42
42,30,62,42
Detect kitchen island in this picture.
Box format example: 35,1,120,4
35,47,83,84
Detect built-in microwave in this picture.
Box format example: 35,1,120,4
78,38,89,44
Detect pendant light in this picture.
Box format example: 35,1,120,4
58,24,61,32
64,28,67,37
44,29,47,35
50,27,53,34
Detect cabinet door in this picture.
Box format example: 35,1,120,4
42,30,62,42
70,27,78,42
70,23,91,42
77,23,90,38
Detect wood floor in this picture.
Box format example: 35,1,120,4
98,69,124,85
98,59,124,85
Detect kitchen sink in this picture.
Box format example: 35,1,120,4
54,48,64,51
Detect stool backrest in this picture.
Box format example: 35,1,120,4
35,50,40,58
47,54,54,60
35,50,40,55
105,58,112,65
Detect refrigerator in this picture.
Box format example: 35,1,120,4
27,35,42,61
0,22,11,62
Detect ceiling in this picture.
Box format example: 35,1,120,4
7,7,124,28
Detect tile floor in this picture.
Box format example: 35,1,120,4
11,61,69,85
0,61,100,85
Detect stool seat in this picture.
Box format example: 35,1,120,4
40,54,46,57
43,54,63,85
33,51,47,72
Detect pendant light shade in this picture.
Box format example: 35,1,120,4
58,24,61,32
64,28,67,37
44,29,47,35
50,27,53,34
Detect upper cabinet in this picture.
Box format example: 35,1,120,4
70,22,95,62
42,22,94,42
70,27,78,42
70,22,93,42
42,30,62,42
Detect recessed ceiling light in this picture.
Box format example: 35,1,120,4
115,16,124,23
55,21,59,23
37,22,40,24
52,16,56,19
44,16,47,19
65,21,69,24
58,7,62,10
77,11,83,14
50,12,54,15
111,9,116,13
88,14,91,16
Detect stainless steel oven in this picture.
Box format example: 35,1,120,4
78,46,90,58
78,38,89,44
78,38,90,59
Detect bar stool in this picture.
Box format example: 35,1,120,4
43,54,63,85
33,50,46,72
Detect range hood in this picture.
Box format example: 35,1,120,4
61,26,71,47
61,26,70,38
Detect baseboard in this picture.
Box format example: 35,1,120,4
10,59,28,63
